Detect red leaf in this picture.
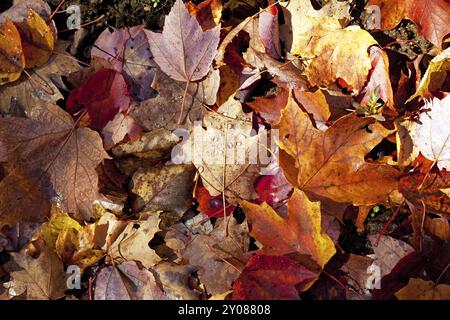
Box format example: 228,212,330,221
67,68,131,130
196,184,234,217
232,255,317,300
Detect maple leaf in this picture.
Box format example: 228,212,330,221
400,157,450,218
182,216,248,295
367,0,450,47
395,278,450,300
368,235,415,277
278,92,399,206
14,9,55,68
0,104,109,227
232,254,318,300
94,261,166,300
91,25,157,101
67,68,131,130
4,247,66,300
196,184,234,217
146,0,220,83
187,0,223,31
181,96,267,203
0,40,82,115
240,188,336,270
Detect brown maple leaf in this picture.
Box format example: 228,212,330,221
0,104,109,227
279,92,400,206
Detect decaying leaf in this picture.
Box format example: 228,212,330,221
94,261,166,300
395,278,450,300
130,164,196,215
4,247,66,300
182,217,248,295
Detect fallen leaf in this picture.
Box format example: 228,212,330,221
241,188,336,270
91,26,157,100
0,104,109,226
130,68,219,131
409,96,450,170
108,212,161,268
4,247,66,300
102,112,143,150
232,254,317,300
0,40,82,114
182,217,248,294
368,235,415,277
278,93,399,206
130,164,196,215
0,20,24,85
94,261,166,300
67,68,131,130
395,278,450,300
367,0,450,47
146,0,220,82
152,262,202,300
407,48,450,102
187,0,222,31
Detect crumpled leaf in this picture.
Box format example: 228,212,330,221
152,262,202,300
407,48,450,102
182,217,248,295
187,0,222,31
240,188,336,270
366,0,450,47
108,212,161,269
91,25,157,100
279,93,399,206
258,4,281,59
359,46,395,114
232,254,318,300
35,206,82,250
146,0,220,83
4,247,66,300
94,261,166,300
395,278,450,300
102,112,143,150
0,104,109,226
130,164,196,215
